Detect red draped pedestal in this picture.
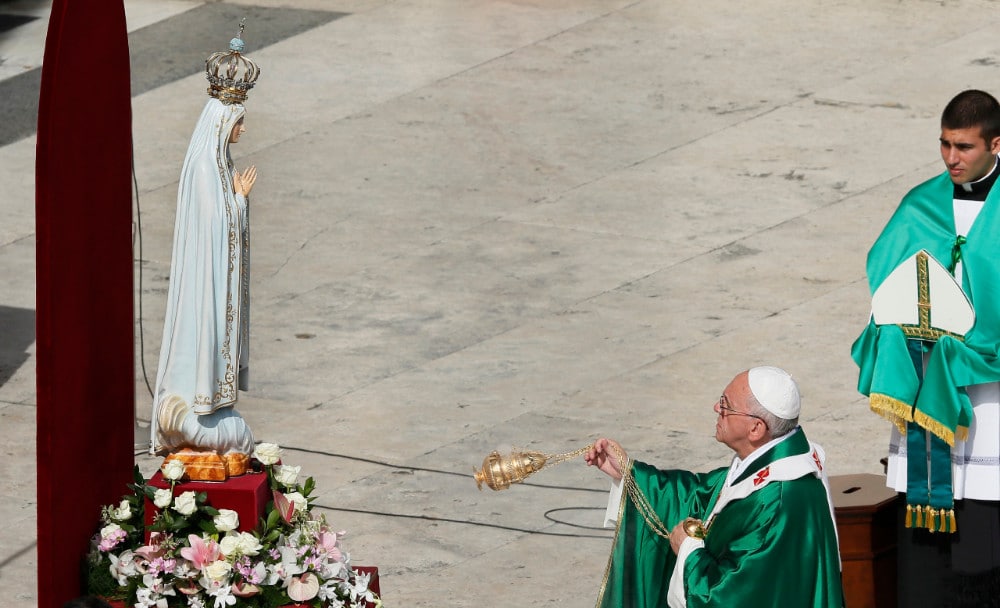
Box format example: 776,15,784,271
145,471,270,537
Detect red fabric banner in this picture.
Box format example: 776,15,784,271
35,1,134,606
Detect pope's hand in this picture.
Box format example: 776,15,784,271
234,165,258,196
585,438,626,481
669,522,688,555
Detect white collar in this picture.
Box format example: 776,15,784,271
726,427,800,485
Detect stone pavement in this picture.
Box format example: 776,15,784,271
3,0,1000,604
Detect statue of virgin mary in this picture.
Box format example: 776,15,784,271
150,29,260,465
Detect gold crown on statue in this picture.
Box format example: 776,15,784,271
205,19,260,105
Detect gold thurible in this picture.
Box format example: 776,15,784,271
473,446,591,491
682,517,707,539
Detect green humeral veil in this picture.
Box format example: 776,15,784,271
597,430,843,608
852,170,1000,529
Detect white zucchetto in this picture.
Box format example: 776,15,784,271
748,366,801,420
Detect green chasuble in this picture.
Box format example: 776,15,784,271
597,428,843,608
852,170,1000,519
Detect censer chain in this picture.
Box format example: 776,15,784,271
542,445,593,467
611,443,674,541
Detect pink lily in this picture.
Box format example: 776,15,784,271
178,534,220,570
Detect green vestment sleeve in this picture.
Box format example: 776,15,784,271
596,463,726,608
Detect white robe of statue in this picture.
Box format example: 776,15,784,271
151,98,254,455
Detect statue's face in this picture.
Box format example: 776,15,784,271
229,116,246,144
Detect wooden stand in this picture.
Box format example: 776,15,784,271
831,473,899,608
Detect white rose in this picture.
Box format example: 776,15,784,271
112,499,132,521
273,464,300,487
236,531,262,556
214,508,240,532
253,442,282,465
173,491,197,516
219,533,241,557
204,559,232,583
161,459,185,481
100,523,123,540
153,488,172,509
285,491,308,513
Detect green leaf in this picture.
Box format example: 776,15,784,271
199,520,218,534
266,508,280,530
303,476,316,496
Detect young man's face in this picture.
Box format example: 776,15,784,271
940,125,1000,184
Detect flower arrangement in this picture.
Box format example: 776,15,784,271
85,443,382,608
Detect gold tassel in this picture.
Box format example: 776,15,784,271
915,505,924,529
949,509,957,533
926,507,936,532
938,508,947,533
905,504,913,528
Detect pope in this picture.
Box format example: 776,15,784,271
586,366,844,608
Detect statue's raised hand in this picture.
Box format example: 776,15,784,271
234,165,257,196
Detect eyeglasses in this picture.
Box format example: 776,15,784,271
717,395,768,428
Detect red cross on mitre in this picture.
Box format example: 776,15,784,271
753,466,771,486
812,450,823,471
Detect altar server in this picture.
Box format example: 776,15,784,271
853,89,1000,607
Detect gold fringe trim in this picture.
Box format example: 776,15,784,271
912,410,956,447
869,393,913,436
904,505,958,533
870,395,967,446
